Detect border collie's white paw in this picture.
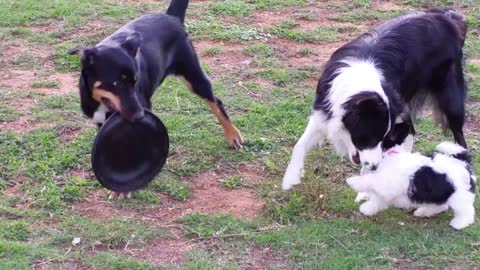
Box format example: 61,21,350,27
359,201,380,216
450,216,474,230
354,192,369,203
282,167,303,191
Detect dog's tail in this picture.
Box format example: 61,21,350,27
166,0,189,24
436,141,471,164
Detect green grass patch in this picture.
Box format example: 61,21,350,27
151,173,191,201
86,252,157,270
31,80,60,89
269,21,357,43
329,9,402,23
187,16,266,41
0,105,21,122
210,1,254,17
48,215,166,249
0,240,61,270
202,46,222,57
246,0,305,10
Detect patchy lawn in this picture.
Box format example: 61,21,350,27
0,0,479,269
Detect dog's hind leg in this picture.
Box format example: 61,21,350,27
448,192,475,230
432,60,467,148
282,111,326,190
174,40,243,150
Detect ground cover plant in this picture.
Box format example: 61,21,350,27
0,0,479,268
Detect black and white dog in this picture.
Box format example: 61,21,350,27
283,9,468,190
347,142,476,230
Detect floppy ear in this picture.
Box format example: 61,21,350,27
68,46,88,56
121,33,142,57
68,46,97,65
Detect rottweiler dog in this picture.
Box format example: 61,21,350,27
69,0,244,199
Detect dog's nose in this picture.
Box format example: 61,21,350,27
364,162,378,171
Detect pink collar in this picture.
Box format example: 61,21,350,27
385,149,400,157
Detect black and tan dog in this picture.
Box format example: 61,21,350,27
69,0,244,199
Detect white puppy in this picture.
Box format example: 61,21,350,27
347,142,476,230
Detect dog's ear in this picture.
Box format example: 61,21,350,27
355,95,381,109
68,46,97,65
122,33,142,57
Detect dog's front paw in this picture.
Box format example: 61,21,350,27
226,126,244,150
354,192,369,203
282,167,303,191
108,191,132,200
359,201,380,216
346,176,364,191
450,216,474,230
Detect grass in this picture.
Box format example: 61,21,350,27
31,80,60,89
268,20,357,43
1,0,480,268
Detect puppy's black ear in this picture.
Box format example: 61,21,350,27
122,33,142,57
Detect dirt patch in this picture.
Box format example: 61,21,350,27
374,1,405,11
243,245,290,270
32,72,79,95
195,41,252,76
71,189,138,221
269,39,344,68
3,176,31,210
464,114,480,134
0,69,36,89
125,237,194,266
145,170,264,223
0,95,41,132
183,170,264,218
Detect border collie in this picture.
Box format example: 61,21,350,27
68,0,244,199
282,9,468,191
347,142,476,230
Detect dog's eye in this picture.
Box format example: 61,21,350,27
121,74,128,80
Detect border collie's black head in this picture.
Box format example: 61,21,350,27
69,33,144,122
342,91,389,170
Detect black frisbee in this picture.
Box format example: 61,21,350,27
91,110,169,192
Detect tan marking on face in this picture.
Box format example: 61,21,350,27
92,81,122,112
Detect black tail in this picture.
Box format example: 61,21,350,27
166,0,189,24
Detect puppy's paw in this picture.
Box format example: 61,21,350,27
354,192,369,203
282,167,303,191
450,216,474,230
346,176,364,191
226,126,244,150
108,191,132,200
359,202,380,216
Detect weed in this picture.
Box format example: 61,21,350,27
210,1,254,17
180,213,258,238
202,46,222,57
31,80,60,89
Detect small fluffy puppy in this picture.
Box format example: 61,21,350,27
347,142,476,230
